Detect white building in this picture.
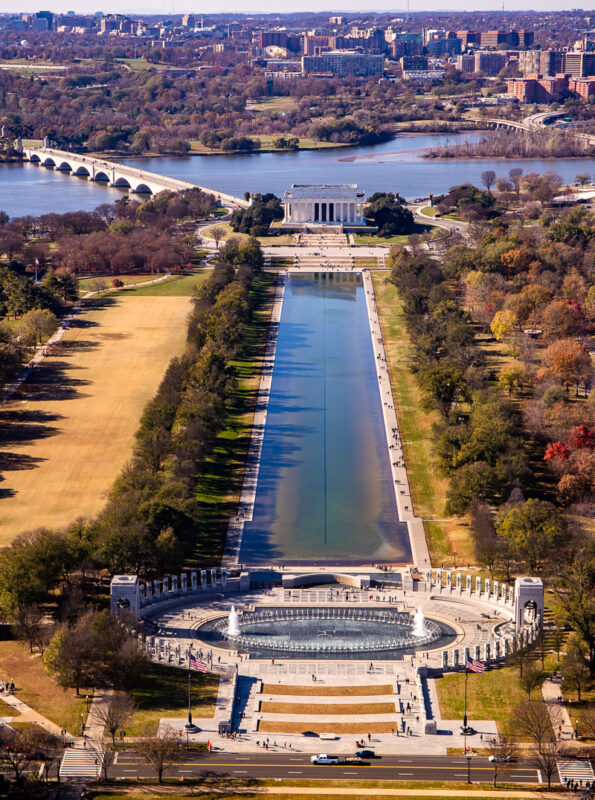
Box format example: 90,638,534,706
282,184,366,227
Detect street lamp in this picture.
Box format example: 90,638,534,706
466,751,472,783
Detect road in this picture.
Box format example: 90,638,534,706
111,751,543,784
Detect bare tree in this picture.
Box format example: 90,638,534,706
560,644,590,702
519,662,547,700
211,226,225,250
137,730,181,783
526,739,568,789
481,170,496,192
509,167,524,197
487,736,519,788
578,706,595,740
509,699,558,748
92,692,136,746
12,605,44,653
0,726,58,784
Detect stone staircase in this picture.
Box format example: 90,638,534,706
300,230,350,248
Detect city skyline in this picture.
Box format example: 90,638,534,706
2,1,588,13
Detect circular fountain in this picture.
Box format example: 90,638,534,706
196,606,455,660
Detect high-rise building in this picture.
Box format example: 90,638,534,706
302,50,384,77
564,51,595,77
35,10,53,30
474,51,507,75
182,14,195,27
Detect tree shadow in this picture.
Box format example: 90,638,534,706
0,451,46,471
0,409,63,447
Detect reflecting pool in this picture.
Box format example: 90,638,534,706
238,272,411,566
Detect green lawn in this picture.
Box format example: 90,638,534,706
118,272,208,297
435,666,525,734
420,206,438,217
371,273,473,566
203,222,294,246
78,274,164,293
127,663,219,736
354,222,435,246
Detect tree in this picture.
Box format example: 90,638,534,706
487,736,519,788
18,308,58,347
553,551,595,674
469,501,500,578
12,604,53,655
93,692,136,745
496,499,564,572
44,622,96,695
481,170,497,192
509,167,524,197
526,738,568,789
211,226,225,250
490,309,517,342
560,643,589,702
578,706,595,740
364,193,415,237
137,730,181,783
419,361,468,418
543,339,593,395
0,726,58,784
574,172,590,186
509,699,558,757
498,363,527,396
519,662,546,699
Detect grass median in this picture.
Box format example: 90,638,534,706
260,702,396,715
262,685,393,697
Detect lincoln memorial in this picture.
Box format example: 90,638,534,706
282,184,366,227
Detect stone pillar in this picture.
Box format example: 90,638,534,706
154,579,161,599
426,570,433,586
453,649,459,669
163,576,169,595
181,574,187,593
456,573,462,592
464,646,470,666
495,640,500,661
139,584,146,604
494,581,500,601
200,569,207,589
446,571,452,591
211,568,218,588
484,643,490,664
474,644,481,662
466,575,472,593
436,570,442,591
485,579,491,597
172,575,178,594
475,576,482,594
514,577,544,630
442,651,448,669
146,582,153,602
221,569,227,589
191,571,198,591
110,575,140,617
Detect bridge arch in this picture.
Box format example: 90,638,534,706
114,177,131,189
28,153,41,163
57,161,72,171
74,166,90,177
42,158,56,167
93,171,110,183
131,183,152,194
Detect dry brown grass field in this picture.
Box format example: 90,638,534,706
0,294,191,544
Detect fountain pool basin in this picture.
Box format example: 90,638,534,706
196,607,456,660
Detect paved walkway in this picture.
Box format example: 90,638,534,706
0,692,70,740
542,675,575,740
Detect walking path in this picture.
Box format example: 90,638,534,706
0,692,70,740
362,270,430,568
541,676,574,740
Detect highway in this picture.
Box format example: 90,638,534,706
111,751,543,784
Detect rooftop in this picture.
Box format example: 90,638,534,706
286,183,363,200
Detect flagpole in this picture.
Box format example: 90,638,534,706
186,665,193,729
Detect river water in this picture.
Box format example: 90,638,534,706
1,131,592,217
238,272,411,566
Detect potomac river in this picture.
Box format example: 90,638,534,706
1,131,593,217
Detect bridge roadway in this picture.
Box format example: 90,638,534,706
22,145,249,209
110,751,543,784
487,113,595,146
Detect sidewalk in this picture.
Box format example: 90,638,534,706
541,676,575,740
0,692,68,740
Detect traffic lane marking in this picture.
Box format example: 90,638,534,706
116,761,538,774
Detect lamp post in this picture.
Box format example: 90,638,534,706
466,751,472,784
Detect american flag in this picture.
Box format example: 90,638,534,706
466,658,485,673
189,654,207,673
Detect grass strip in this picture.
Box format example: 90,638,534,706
261,685,392,697
260,702,395,715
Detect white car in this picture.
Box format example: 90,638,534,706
311,754,339,765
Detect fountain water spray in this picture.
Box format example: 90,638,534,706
413,606,428,637
227,605,240,638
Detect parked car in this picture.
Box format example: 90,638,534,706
311,754,339,765
489,754,513,762
355,749,376,759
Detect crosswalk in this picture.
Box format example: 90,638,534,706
59,747,104,779
557,758,595,784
